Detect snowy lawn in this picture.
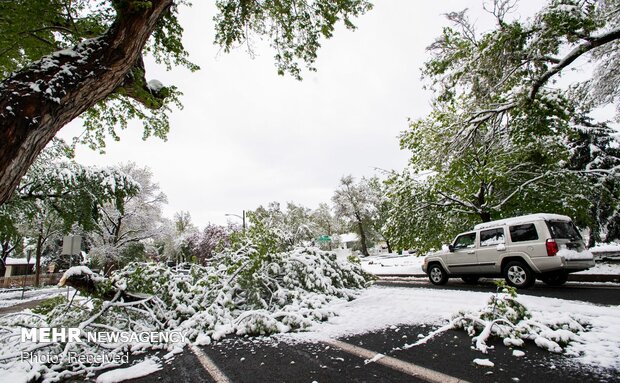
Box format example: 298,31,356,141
361,254,425,275
285,285,620,372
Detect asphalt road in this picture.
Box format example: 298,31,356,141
96,280,620,383
107,323,619,383
375,277,620,306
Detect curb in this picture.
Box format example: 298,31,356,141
568,274,620,283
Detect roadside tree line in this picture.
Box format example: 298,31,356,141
2,0,620,268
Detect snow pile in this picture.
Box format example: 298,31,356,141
0,247,370,381
58,265,104,286
473,358,494,367
449,282,587,355
147,79,164,93
557,248,594,260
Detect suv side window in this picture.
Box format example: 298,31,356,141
453,233,476,250
509,224,539,242
480,228,505,246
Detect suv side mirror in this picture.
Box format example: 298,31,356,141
448,244,454,252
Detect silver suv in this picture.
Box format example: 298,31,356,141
421,213,595,288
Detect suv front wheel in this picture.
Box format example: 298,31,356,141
428,264,448,285
503,261,535,289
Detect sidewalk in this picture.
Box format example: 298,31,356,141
0,298,51,315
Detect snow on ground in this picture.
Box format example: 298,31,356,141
574,262,620,275
286,286,487,339
361,254,425,275
590,243,620,253
517,294,620,369
96,358,162,383
283,285,620,371
361,254,620,275
0,286,68,308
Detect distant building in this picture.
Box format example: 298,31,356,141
339,233,360,250
2,257,35,278
333,233,359,259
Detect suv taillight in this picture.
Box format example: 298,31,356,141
546,239,559,256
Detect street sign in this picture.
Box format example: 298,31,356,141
318,235,331,242
62,236,82,255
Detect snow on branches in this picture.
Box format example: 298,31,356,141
412,282,588,356
0,246,371,381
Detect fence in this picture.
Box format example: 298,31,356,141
0,273,62,288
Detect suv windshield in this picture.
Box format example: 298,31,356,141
547,220,582,241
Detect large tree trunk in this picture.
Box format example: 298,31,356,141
0,0,173,205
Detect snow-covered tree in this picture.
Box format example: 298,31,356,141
390,0,620,250
0,142,139,283
0,205,24,265
366,176,393,253
188,223,237,265
87,163,166,273
0,0,372,207
332,175,376,256
247,202,317,250
309,203,343,250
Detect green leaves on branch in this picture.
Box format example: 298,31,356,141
0,142,140,234
1,0,372,154
389,0,620,252
77,86,182,153
0,0,112,76
146,0,200,72
213,0,373,80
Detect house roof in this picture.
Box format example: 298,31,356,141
3,257,35,265
340,233,360,243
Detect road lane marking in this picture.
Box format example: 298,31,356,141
189,344,232,383
324,339,470,383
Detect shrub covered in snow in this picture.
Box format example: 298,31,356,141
0,246,371,381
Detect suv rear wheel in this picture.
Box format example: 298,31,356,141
428,264,448,285
503,261,535,288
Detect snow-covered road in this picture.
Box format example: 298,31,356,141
285,285,620,372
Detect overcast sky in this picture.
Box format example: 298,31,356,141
58,1,539,228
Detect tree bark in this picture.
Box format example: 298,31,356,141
0,0,173,206
356,217,370,257
480,211,492,223
35,229,43,287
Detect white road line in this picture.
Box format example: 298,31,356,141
189,344,232,383
324,339,470,383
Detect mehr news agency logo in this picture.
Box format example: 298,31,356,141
20,328,186,364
